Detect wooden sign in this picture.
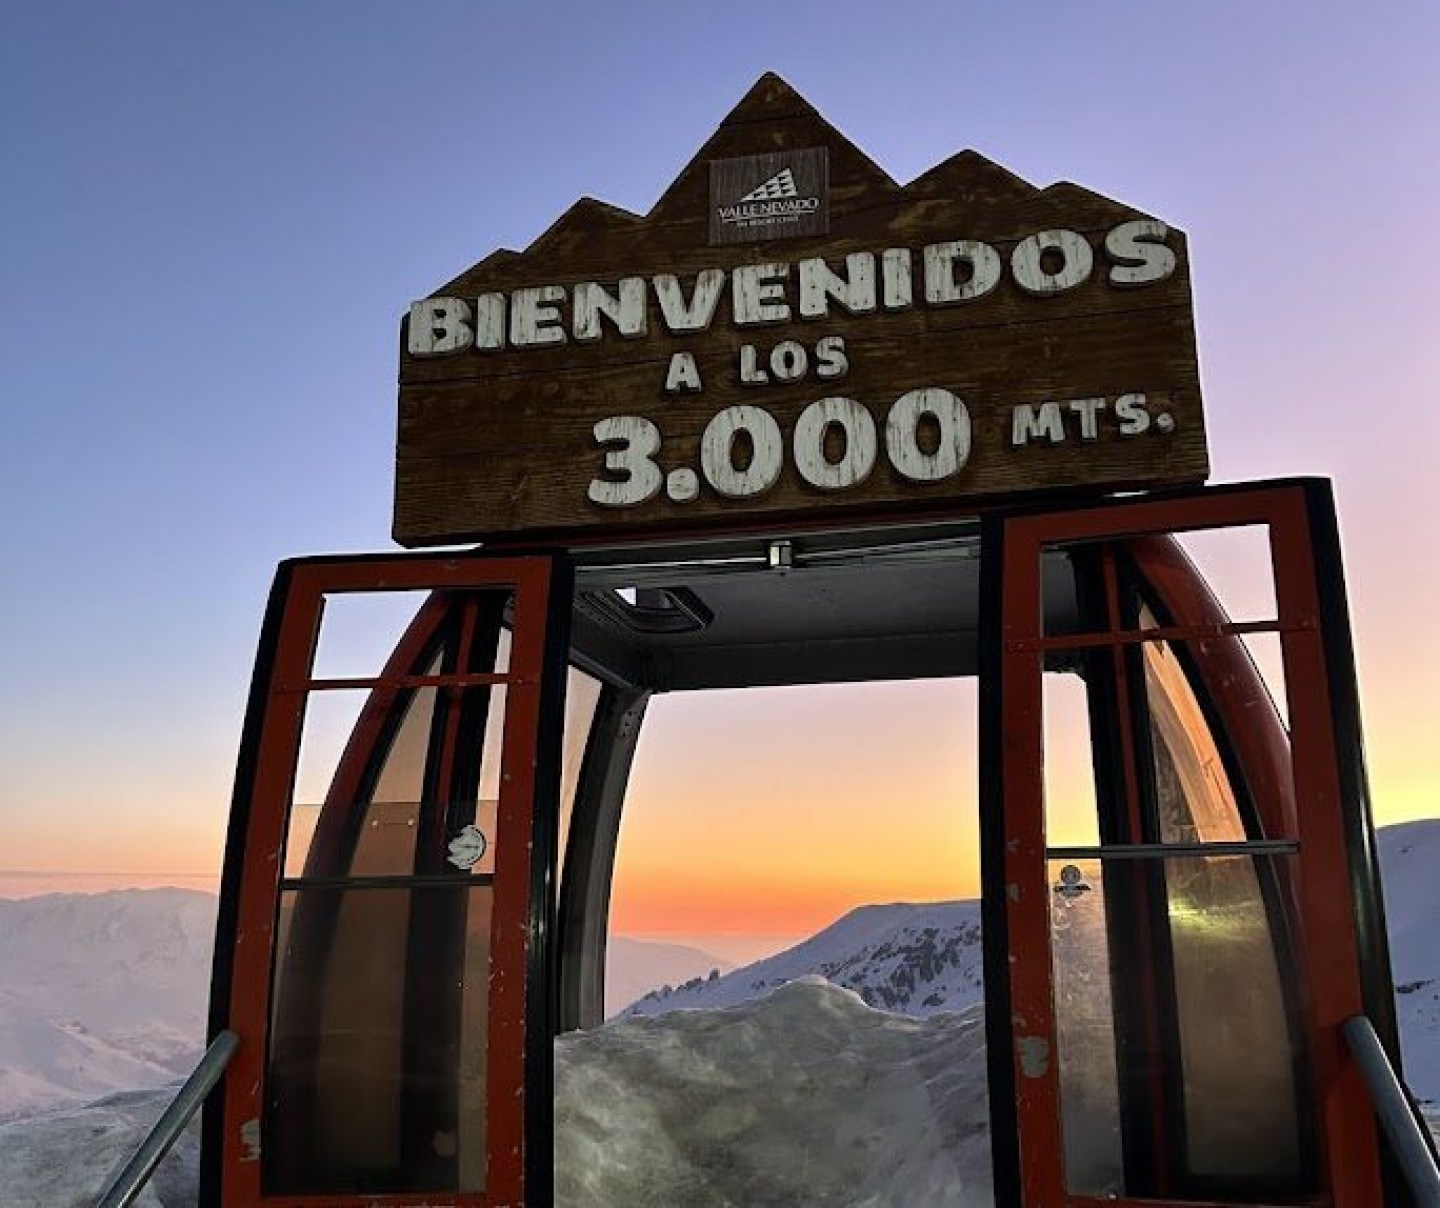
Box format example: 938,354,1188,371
394,73,1206,547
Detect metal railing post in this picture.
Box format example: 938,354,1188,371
1343,1014,1440,1208
94,1029,239,1208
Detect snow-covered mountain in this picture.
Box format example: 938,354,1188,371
1378,820,1440,1105
624,899,983,1019
0,889,215,1121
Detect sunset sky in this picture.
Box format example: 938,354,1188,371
2,5,1438,948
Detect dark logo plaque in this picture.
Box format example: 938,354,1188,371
709,147,829,245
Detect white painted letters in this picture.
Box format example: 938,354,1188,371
1068,398,1107,441
798,253,877,318
794,397,878,491
1011,231,1093,296
572,279,647,342
588,417,663,506
739,344,769,385
731,263,791,325
1011,402,1066,445
815,335,849,379
881,248,914,310
887,388,971,480
408,221,1180,355
653,270,724,332
664,351,702,393
510,285,567,346
923,240,1002,305
408,298,474,356
474,293,507,350
1115,392,1151,435
1105,221,1176,287
700,405,785,498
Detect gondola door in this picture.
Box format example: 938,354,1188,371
979,480,1397,1207
204,553,571,1208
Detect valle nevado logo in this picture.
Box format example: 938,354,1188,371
710,148,829,243
738,167,799,202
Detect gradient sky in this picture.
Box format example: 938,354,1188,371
2,5,1438,932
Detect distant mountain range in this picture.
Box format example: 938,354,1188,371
604,936,734,1018
2,819,1437,1129
0,889,214,1122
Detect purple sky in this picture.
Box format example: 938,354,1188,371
1,3,1438,888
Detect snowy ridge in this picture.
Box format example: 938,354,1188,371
623,899,984,1018
0,889,215,1121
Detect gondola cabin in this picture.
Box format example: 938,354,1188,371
199,75,1418,1207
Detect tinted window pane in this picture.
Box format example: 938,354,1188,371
266,885,492,1194
1049,853,1309,1197
1049,856,1123,1195
1140,635,1246,845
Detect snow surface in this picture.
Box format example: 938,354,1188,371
557,978,992,1206
0,981,990,1208
0,1084,200,1207
5,978,1437,1207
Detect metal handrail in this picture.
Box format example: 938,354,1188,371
1343,1014,1440,1207
94,1029,239,1208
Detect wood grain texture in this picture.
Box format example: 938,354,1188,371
394,72,1207,547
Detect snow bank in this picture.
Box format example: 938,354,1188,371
558,977,992,1206
7,978,1440,1207
0,1084,199,1208
0,980,989,1207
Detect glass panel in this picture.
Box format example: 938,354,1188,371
266,885,492,1195
1137,624,1296,846
287,680,439,879
292,689,368,807
1049,853,1309,1198
1044,527,1279,640
310,589,511,680
1164,854,1304,1188
1049,855,1123,1195
287,665,509,879
475,686,507,810
1173,524,1278,627
1141,635,1245,845
1044,670,1101,848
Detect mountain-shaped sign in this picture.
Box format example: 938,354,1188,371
395,72,1205,547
